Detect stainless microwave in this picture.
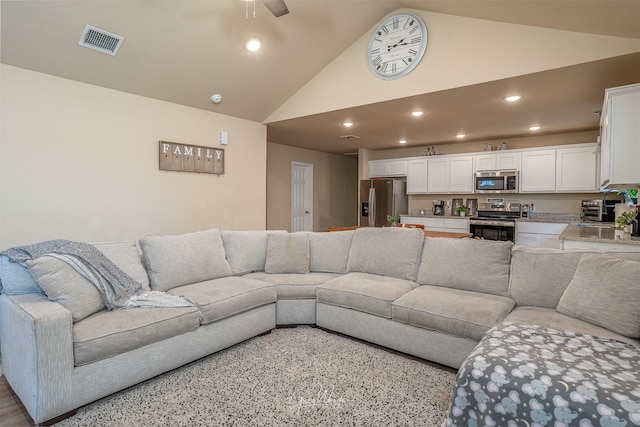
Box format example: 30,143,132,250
474,170,519,194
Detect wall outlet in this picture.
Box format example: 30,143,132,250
219,131,228,145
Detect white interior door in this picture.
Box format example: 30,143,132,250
291,162,313,232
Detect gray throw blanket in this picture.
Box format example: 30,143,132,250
1,239,194,310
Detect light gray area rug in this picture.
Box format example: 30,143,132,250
55,326,457,426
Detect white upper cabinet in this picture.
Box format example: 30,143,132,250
600,83,640,188
427,157,449,193
369,159,408,177
520,150,557,193
555,145,598,192
473,152,520,172
406,158,429,194
449,156,474,193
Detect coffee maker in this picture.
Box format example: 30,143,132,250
433,200,445,216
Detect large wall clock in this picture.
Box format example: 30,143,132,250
367,12,428,80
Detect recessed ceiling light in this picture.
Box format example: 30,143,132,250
529,125,541,131
504,95,522,102
399,139,407,144
410,111,424,117
342,121,354,127
245,39,261,52
455,133,466,139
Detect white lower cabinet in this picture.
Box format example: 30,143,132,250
400,216,469,233
515,222,568,249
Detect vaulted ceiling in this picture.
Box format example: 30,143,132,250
2,0,639,154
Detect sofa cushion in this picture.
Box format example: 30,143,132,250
0,255,45,295
316,272,418,318
392,285,515,341
167,276,276,325
264,233,310,274
504,306,640,347
347,227,424,281
557,254,640,338
244,272,340,299
509,246,640,308
92,241,150,291
73,305,201,366
25,256,105,322
309,231,354,274
417,238,513,297
140,228,232,292
221,230,286,275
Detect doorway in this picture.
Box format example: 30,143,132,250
291,162,313,232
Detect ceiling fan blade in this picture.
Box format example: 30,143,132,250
261,0,289,17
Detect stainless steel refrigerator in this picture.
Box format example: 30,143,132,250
360,178,408,227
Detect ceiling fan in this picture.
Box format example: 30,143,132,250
261,0,289,17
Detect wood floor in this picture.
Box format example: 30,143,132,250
0,376,33,427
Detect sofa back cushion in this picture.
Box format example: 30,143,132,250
309,230,354,274
26,256,105,322
347,227,424,281
265,232,310,274
140,228,232,292
557,254,640,338
509,246,640,308
92,241,150,291
417,238,513,297
221,230,286,275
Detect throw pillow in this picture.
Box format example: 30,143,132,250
557,254,640,338
0,255,45,295
140,228,233,292
26,256,105,322
265,233,310,274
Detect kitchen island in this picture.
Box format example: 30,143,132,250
560,223,640,251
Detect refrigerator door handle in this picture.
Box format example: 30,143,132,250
368,187,376,227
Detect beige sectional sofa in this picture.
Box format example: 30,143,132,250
0,227,638,424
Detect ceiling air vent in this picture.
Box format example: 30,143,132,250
340,135,361,140
79,25,124,56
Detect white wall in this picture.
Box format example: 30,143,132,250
0,65,267,248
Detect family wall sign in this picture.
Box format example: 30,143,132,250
159,141,224,175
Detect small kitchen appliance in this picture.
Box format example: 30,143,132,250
580,199,616,222
433,200,445,216
475,170,519,194
469,202,521,241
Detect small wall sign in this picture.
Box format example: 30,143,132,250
159,141,224,175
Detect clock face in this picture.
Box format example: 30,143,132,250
367,13,428,80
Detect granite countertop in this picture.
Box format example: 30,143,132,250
401,214,470,220
560,224,640,246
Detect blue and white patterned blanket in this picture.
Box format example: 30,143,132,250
444,323,640,427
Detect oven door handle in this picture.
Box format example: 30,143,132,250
470,219,516,227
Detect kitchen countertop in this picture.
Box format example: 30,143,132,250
401,214,472,219
560,224,640,246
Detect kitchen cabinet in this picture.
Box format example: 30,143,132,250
400,216,469,233
473,152,520,172
520,150,557,193
600,83,640,188
415,155,472,194
555,145,598,192
427,158,449,193
406,158,429,194
449,156,474,193
515,221,568,249
369,159,408,177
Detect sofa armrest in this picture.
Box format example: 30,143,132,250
0,294,74,423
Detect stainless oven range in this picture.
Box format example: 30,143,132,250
469,202,521,242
